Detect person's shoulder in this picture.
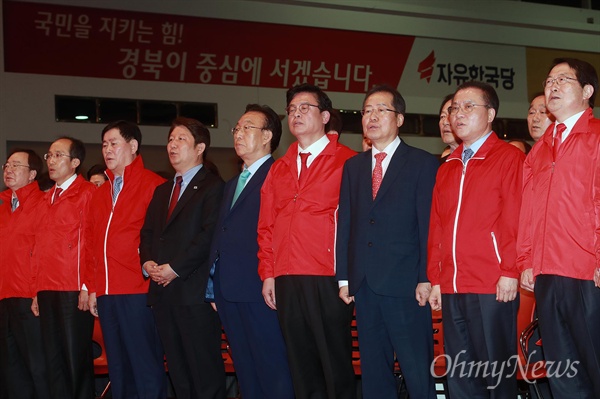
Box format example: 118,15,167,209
143,169,168,187
335,142,358,159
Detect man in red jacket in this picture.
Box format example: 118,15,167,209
428,81,524,398
0,149,49,399
517,58,600,398
258,84,357,399
85,121,166,399
32,137,96,399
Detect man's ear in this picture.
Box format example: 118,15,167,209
129,139,139,154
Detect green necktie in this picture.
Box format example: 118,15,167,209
231,169,251,208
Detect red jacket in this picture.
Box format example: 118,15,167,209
428,133,524,294
0,182,45,300
258,135,356,280
517,108,600,280
84,156,165,296
35,175,96,292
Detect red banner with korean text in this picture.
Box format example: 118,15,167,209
3,1,415,93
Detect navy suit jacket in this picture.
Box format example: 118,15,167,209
140,166,224,306
209,157,274,303
336,141,438,297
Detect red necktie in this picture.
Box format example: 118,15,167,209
166,176,183,221
299,152,311,186
372,152,387,199
53,187,63,204
553,123,566,160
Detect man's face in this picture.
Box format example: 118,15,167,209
362,92,403,150
233,111,271,165
439,99,458,147
47,138,78,186
287,92,328,140
90,174,106,187
527,95,553,142
102,128,137,176
545,63,590,122
167,126,204,174
3,152,35,191
450,88,494,146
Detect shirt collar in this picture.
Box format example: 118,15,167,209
556,110,585,135
56,173,77,191
298,134,330,157
372,136,401,160
176,164,203,188
245,154,271,176
464,131,493,157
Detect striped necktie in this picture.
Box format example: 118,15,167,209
112,176,123,204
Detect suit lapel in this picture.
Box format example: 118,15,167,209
229,157,273,214
165,167,206,227
372,141,409,207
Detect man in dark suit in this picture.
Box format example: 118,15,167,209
336,84,438,399
140,117,225,399
207,104,294,399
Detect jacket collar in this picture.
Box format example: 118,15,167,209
450,132,499,161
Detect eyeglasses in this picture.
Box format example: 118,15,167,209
361,107,399,117
43,152,73,161
285,103,319,116
2,163,30,171
543,75,578,88
448,103,490,115
231,125,266,135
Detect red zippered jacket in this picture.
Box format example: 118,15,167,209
428,133,524,294
517,108,600,280
84,156,165,296
0,182,45,299
258,135,356,280
35,175,96,292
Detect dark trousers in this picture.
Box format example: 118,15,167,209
37,290,94,399
535,275,600,399
442,293,519,399
152,302,226,399
214,281,294,399
0,297,49,399
275,275,356,399
354,282,436,399
97,294,167,399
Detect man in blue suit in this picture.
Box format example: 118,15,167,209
336,85,438,398
207,104,294,399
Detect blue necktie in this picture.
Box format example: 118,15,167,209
462,148,474,164
112,176,123,204
11,197,18,212
231,169,251,208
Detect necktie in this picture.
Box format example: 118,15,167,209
372,152,387,199
553,123,566,160
53,187,63,204
11,197,18,212
231,169,251,208
167,176,183,220
462,148,474,164
112,176,123,204
299,152,311,186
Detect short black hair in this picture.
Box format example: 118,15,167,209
550,58,597,108
363,84,406,115
58,136,86,174
169,117,211,158
439,93,454,115
326,108,343,136
87,164,106,180
101,120,142,155
244,104,282,153
455,81,499,115
286,83,332,111
8,148,43,180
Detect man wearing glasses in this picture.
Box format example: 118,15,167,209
0,149,49,398
207,104,294,399
33,137,96,399
336,84,438,398
258,83,357,398
427,81,524,398
517,58,600,398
